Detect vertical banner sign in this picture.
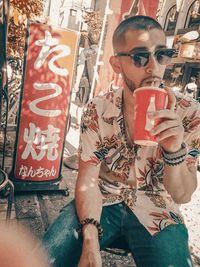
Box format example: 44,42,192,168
13,22,78,181
138,0,159,19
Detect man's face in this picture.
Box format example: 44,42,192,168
113,28,167,92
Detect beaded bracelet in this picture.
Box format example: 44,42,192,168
76,218,103,239
161,142,187,166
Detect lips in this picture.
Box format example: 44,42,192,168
141,77,161,87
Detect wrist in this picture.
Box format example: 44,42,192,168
82,224,99,239
83,238,100,251
162,144,183,154
82,225,100,250
161,142,187,166
76,218,103,240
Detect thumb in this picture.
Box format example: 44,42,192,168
165,87,176,111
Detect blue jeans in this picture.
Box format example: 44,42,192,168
42,200,193,267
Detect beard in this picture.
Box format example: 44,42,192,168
121,70,136,93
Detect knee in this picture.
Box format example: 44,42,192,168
150,225,191,267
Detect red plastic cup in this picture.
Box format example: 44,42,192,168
133,87,167,146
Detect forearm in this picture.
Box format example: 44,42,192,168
75,180,102,221
75,188,102,250
163,162,197,204
75,176,102,250
75,160,102,243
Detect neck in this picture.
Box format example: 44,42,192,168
122,88,135,142
123,87,135,116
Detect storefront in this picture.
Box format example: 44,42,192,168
164,28,200,98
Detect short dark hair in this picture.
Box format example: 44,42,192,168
113,15,164,50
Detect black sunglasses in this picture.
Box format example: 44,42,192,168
115,48,177,68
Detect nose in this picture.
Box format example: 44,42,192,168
145,54,159,74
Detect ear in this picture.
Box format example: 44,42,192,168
109,56,122,74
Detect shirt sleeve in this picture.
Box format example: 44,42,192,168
78,101,102,166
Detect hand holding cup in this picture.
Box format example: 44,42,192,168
133,86,167,146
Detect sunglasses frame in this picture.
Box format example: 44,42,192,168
115,48,177,67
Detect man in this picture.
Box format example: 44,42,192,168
43,16,200,267
74,30,98,107
184,76,198,99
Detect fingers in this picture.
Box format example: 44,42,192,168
149,109,184,142
148,109,178,120
165,87,176,111
150,119,182,136
152,126,184,142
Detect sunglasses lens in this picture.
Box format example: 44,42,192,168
132,53,149,67
156,49,175,65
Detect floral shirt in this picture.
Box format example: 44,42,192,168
79,88,200,235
